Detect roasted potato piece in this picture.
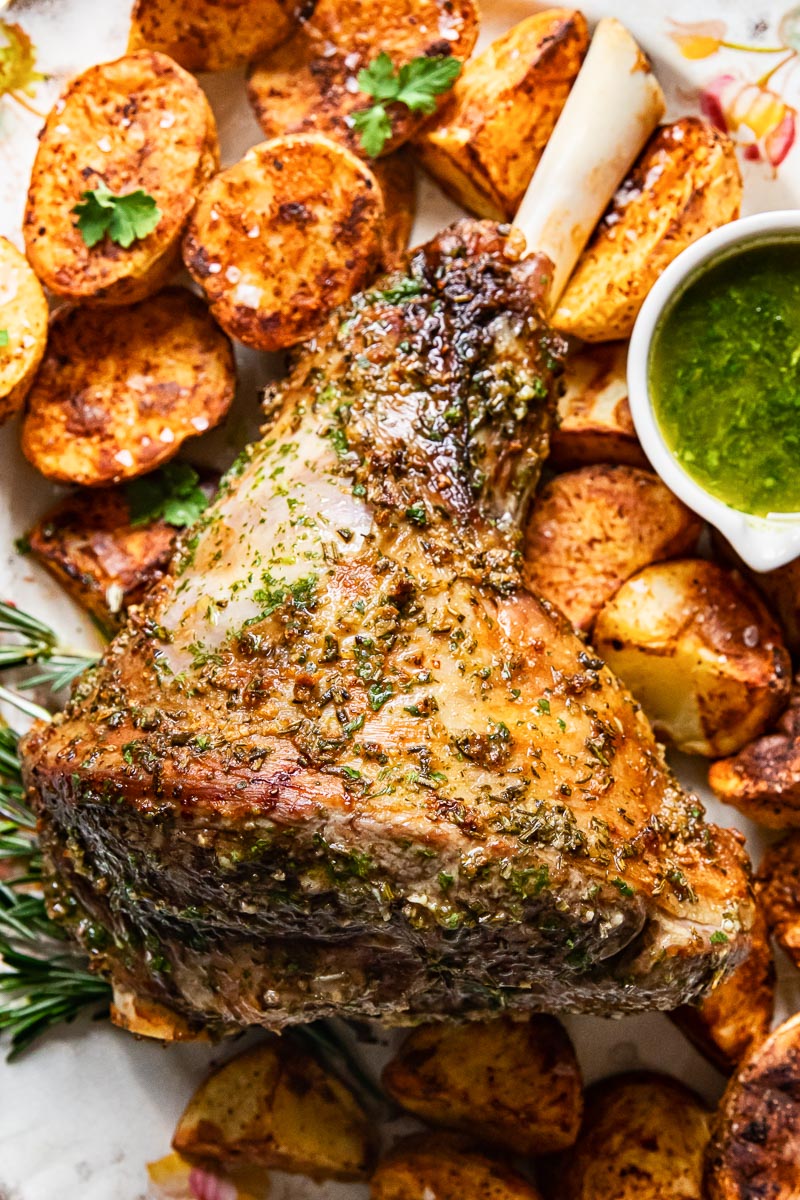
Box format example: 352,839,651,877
382,1014,582,1155
183,135,384,351
22,288,235,487
24,51,218,305
371,1134,542,1200
147,1152,269,1200
593,559,791,756
756,833,800,970
372,148,417,271
553,118,742,342
671,905,775,1072
0,237,48,425
247,0,479,159
522,466,701,632
718,540,800,656
172,1035,375,1181
544,1072,712,1200
549,341,647,470
705,1013,800,1200
415,10,588,220
128,0,299,72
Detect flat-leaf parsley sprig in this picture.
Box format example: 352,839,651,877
353,52,462,157
125,462,210,529
73,187,161,249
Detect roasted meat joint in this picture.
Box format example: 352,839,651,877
21,221,753,1035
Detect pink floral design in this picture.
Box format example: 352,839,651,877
701,74,796,167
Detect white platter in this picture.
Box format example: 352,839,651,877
2,0,800,1195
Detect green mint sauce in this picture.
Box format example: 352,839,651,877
650,239,800,518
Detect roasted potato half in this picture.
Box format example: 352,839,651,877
415,9,588,220
593,559,791,757
554,118,742,341
0,237,48,425
382,1014,582,1156
128,0,299,72
522,465,701,632
705,1013,800,1200
544,1072,711,1200
671,905,775,1072
22,288,235,487
371,1134,542,1200
183,135,384,351
549,341,647,470
756,833,800,970
172,1035,375,1180
721,543,800,656
247,0,479,159
372,148,417,271
24,51,218,305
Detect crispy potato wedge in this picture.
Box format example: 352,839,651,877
415,9,588,220
372,148,417,271
593,559,791,757
705,1013,800,1200
172,1035,375,1181
671,905,775,1072
710,675,800,828
756,833,800,970
147,1152,269,1200
247,0,479,159
549,341,647,470
553,118,742,342
371,1134,542,1200
183,135,384,351
522,465,701,632
382,1014,582,1155
0,237,48,425
544,1072,711,1200
128,0,298,72
24,51,218,305
22,288,235,487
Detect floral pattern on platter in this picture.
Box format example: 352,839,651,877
668,12,800,168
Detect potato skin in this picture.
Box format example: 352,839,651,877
247,0,479,159
22,287,235,486
522,465,701,632
554,118,742,342
549,341,647,470
544,1072,711,1200
371,1134,542,1200
0,237,48,425
704,1013,800,1200
372,148,417,271
183,135,385,351
24,51,219,305
756,833,800,970
415,9,588,220
593,559,791,757
128,0,299,72
382,1014,582,1156
172,1035,375,1181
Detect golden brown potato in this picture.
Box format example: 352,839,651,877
382,1015,582,1156
522,465,701,632
553,118,742,342
172,1035,375,1180
718,540,800,656
549,341,647,470
671,905,775,1072
371,1134,542,1200
593,559,791,757
415,10,588,220
372,148,417,271
183,135,384,351
22,288,235,487
0,237,48,426
147,1153,269,1200
704,1013,800,1200
544,1072,712,1200
128,0,298,72
111,987,209,1042
756,834,800,970
247,0,479,159
24,52,218,306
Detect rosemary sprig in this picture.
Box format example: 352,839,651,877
0,601,97,692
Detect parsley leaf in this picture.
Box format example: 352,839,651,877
126,463,210,529
73,188,161,249
0,19,44,101
0,330,8,349
354,51,462,156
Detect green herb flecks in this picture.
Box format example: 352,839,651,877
126,463,210,529
73,187,161,249
0,330,8,349
353,52,462,157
